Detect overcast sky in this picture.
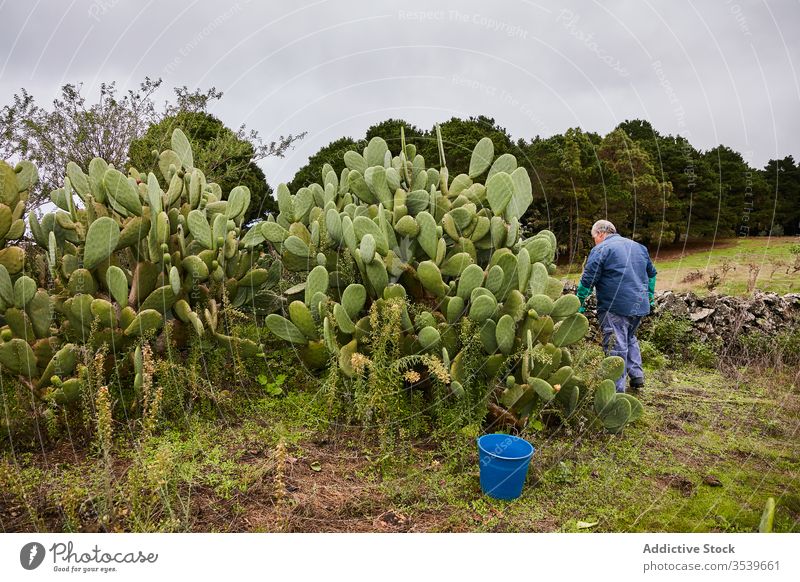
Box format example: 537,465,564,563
1,0,798,185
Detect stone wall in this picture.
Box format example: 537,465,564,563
652,290,800,343
565,283,800,344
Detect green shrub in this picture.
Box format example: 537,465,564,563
643,311,693,356
737,328,800,367
689,340,718,368
639,339,668,369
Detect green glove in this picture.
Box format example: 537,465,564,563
576,282,591,313
648,275,656,307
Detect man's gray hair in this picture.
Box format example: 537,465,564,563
591,220,617,237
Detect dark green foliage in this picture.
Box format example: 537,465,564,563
759,156,800,236
639,339,668,369
416,116,514,176
291,116,799,257
128,111,275,222
365,118,424,151
642,312,693,356
689,340,719,368
289,116,513,190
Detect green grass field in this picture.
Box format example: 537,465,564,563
2,351,797,533
559,236,800,296
2,237,798,533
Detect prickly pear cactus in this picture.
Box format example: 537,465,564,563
0,160,82,404
26,130,281,363
592,357,643,433
261,128,621,428
0,160,34,275
0,132,283,406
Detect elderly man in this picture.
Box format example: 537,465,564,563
576,220,657,393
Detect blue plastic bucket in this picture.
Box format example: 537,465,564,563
477,434,535,500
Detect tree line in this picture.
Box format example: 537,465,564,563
3,80,797,259
1,79,305,224
289,117,800,260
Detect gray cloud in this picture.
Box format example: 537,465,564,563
1,0,798,184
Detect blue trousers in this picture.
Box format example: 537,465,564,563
598,311,644,393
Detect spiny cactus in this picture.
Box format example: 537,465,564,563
0,160,69,398
29,129,279,359
592,357,643,433
261,128,601,427
0,160,35,275
0,132,281,405
0,161,86,405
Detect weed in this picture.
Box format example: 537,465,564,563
272,435,290,531
258,373,286,397
0,459,46,530
789,244,800,274
704,271,721,291
681,269,704,283
746,263,761,293
735,328,800,371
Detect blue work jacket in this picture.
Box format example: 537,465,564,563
580,234,657,316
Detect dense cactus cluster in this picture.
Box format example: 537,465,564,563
0,161,55,394
262,128,641,430
0,125,642,434
0,130,280,406
0,159,34,274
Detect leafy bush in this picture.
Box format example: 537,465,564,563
642,311,693,356
689,340,718,368
639,339,668,370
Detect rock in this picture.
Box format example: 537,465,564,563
740,310,756,323
762,293,779,306
567,285,798,348
690,307,715,321
659,291,689,316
